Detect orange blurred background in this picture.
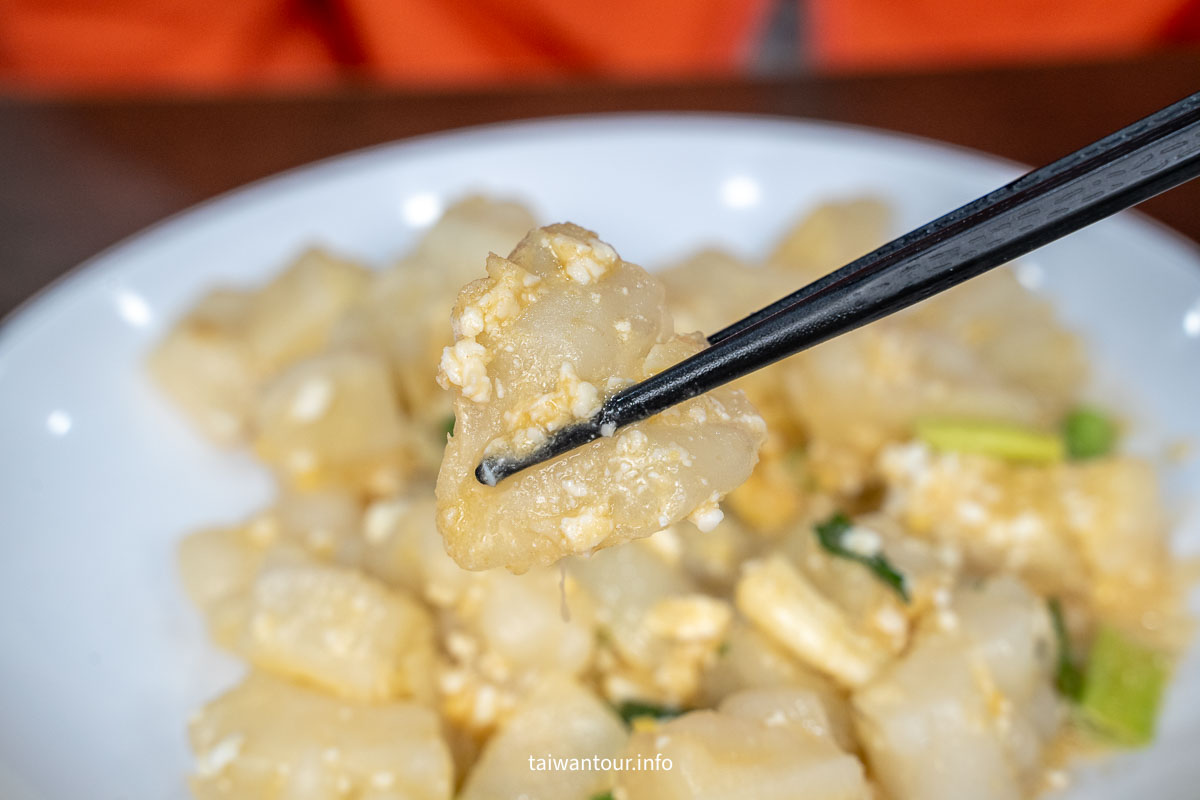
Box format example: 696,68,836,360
1,0,1199,92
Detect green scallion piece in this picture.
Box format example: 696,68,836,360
914,417,1064,463
814,512,909,602
1079,625,1169,747
1048,598,1083,700
1062,407,1118,460
614,700,684,727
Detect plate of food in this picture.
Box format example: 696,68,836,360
1,114,1198,800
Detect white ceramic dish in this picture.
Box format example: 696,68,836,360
1,114,1198,799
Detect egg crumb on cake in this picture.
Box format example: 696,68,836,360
435,223,766,572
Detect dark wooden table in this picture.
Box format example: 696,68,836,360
2,49,1199,319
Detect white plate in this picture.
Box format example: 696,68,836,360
1,114,1199,799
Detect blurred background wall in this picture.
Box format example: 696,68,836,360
1,0,1199,93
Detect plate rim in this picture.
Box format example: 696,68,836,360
3,111,1200,800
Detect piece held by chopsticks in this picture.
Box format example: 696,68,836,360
476,90,1200,486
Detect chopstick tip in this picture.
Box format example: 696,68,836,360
473,412,610,487
475,458,505,487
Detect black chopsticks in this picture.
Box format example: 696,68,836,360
476,90,1200,487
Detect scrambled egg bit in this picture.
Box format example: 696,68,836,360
435,224,766,572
